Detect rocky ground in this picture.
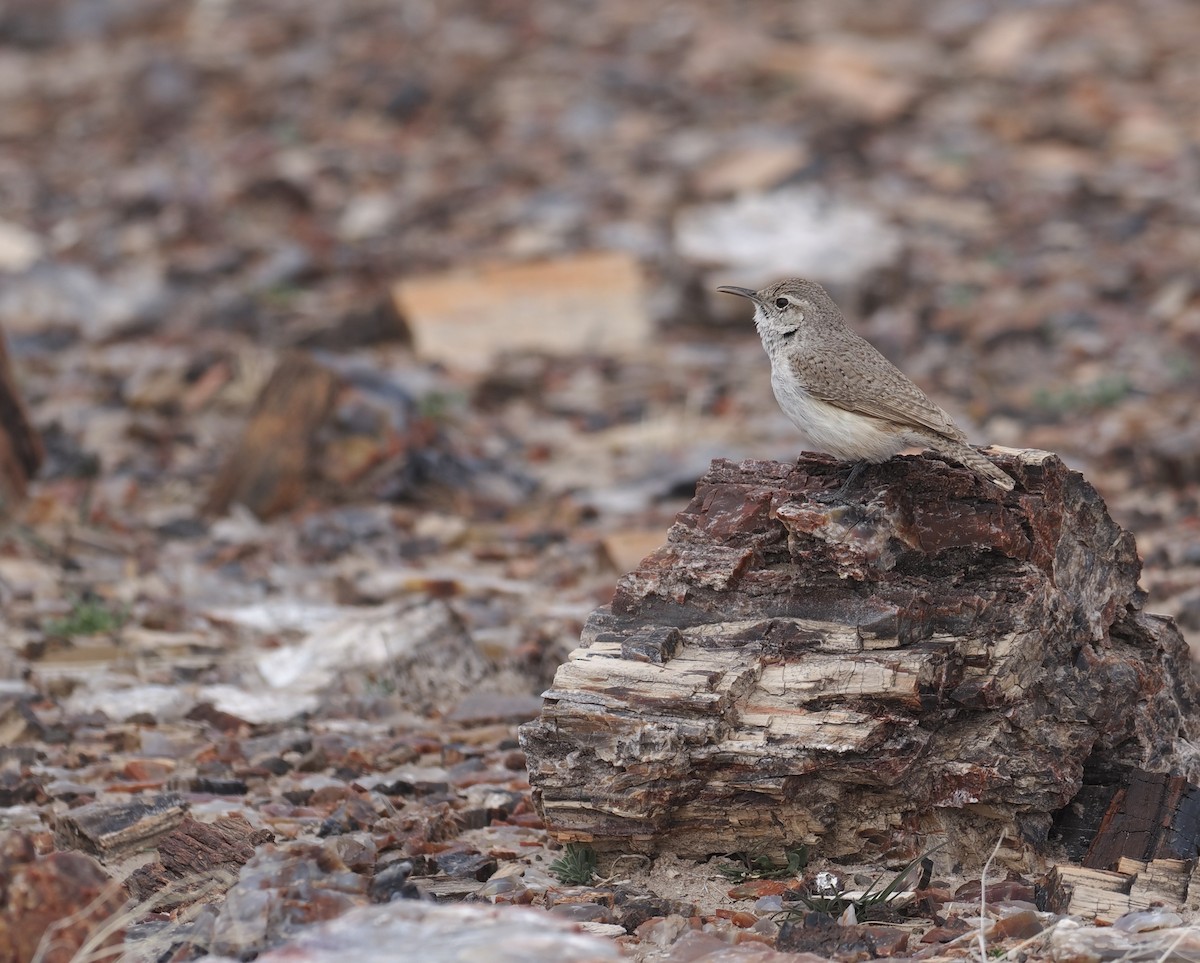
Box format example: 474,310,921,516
1,0,1199,960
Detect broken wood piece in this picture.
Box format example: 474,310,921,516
1044,861,1189,922
205,353,339,518
520,450,1200,867
1120,857,1191,906
392,252,650,373
1053,767,1200,869
0,326,43,515
125,814,275,909
52,793,186,858
1080,769,1200,868
1043,865,1137,922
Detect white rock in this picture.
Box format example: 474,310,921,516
250,598,490,705
66,683,191,721
197,684,321,725
675,186,902,288
0,261,167,340
0,220,42,272
337,192,398,241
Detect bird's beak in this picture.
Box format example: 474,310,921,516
716,285,760,302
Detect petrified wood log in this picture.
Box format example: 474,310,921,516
520,449,1200,865
126,814,275,910
52,793,186,858
205,353,339,519
1054,767,1200,868
0,327,42,515
1045,857,1194,922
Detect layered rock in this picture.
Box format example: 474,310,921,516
520,449,1200,864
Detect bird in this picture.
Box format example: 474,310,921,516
718,278,1015,497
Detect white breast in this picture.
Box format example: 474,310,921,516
770,368,909,463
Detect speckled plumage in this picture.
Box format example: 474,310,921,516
719,278,1015,491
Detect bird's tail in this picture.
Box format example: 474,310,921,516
924,436,1016,491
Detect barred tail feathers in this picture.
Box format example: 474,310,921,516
923,436,1016,491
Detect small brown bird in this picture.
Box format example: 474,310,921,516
718,278,1015,495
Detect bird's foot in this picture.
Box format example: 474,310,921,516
811,461,868,503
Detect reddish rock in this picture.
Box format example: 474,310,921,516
920,919,971,943
954,879,1037,903
990,909,1045,940
0,832,126,963
715,908,760,927
729,879,791,899
121,758,175,784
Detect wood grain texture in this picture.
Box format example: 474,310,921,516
520,449,1200,866
205,353,339,518
0,327,42,514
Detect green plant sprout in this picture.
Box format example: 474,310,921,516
717,844,809,882
549,843,598,886
44,597,127,638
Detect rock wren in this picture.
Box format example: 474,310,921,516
718,278,1015,494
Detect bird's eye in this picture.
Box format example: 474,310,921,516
774,297,789,309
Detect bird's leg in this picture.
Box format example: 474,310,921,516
813,461,867,503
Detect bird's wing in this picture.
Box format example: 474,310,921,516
789,346,967,442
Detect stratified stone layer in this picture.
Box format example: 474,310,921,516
521,449,1200,864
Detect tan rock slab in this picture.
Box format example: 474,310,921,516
694,144,808,198
762,40,918,123
601,529,666,574
392,252,650,373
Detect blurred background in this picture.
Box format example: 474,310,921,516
1,0,1198,684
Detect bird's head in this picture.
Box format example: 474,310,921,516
717,278,834,344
